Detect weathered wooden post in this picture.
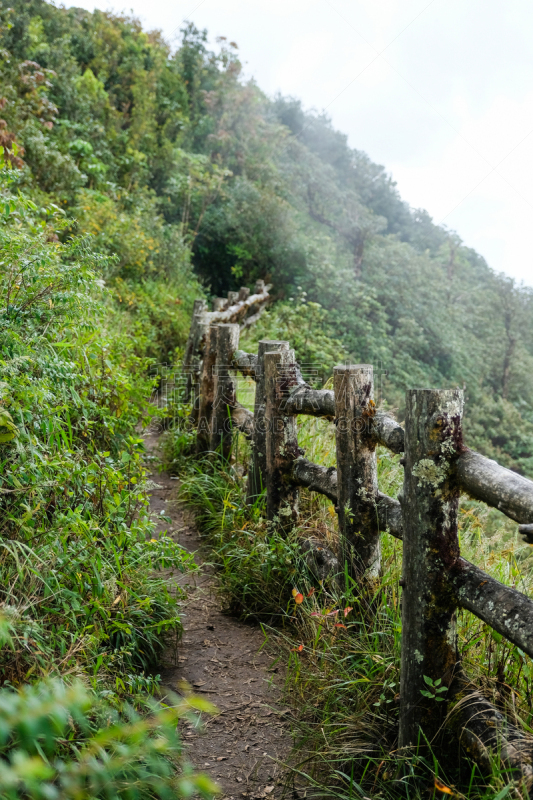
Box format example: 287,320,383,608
188,316,210,425
247,340,289,503
211,324,240,459
183,300,208,402
183,300,208,366
333,365,380,578
196,324,219,454
213,297,226,311
399,388,463,749
227,291,239,306
238,287,250,301
264,348,300,529
254,279,265,294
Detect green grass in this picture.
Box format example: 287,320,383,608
172,403,533,799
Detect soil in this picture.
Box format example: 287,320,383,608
145,434,294,799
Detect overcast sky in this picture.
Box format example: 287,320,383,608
67,0,533,286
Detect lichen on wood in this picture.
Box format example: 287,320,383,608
264,348,301,529
210,323,240,459
196,324,219,454
334,365,380,578
457,449,533,524
399,388,464,749
247,340,289,504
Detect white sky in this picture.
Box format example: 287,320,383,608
65,0,533,286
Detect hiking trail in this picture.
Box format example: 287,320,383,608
145,433,293,799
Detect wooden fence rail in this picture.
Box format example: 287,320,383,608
183,286,533,781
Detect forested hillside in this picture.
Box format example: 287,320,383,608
2,2,533,796
2,0,533,475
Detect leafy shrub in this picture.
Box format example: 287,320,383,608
0,677,217,799
0,172,194,688
240,291,348,387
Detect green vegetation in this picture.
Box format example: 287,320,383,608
0,3,214,794
0,677,216,800
1,0,533,472
2,0,533,795
176,423,533,798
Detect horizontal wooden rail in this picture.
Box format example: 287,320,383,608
451,558,533,658
291,457,404,539
230,403,254,439
456,449,533,524
206,284,271,325
233,355,407,450
184,295,533,775
292,456,533,660
292,457,337,502
290,419,533,525
372,411,405,454
284,386,335,418
233,350,258,377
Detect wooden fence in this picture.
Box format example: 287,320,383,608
183,284,533,779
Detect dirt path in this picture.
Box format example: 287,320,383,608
145,435,293,799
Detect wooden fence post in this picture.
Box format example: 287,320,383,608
183,300,207,368
333,365,380,578
399,388,464,749
264,349,300,529
213,297,226,311
247,340,289,504
227,291,239,306
183,300,208,402
188,316,210,425
196,324,219,454
211,323,240,459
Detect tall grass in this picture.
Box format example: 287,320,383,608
170,406,533,798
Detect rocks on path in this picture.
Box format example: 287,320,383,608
145,434,293,799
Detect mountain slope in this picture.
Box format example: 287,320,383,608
1,1,533,470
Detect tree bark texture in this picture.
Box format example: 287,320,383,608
284,386,335,418
247,340,289,504
264,349,301,529
290,453,533,659
456,449,533,524
399,388,464,749
292,457,338,502
233,350,258,379
210,324,240,459
183,299,207,368
183,305,209,403
230,403,254,440
450,557,533,659
372,410,405,453
196,325,219,454
333,365,380,578
207,285,270,324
